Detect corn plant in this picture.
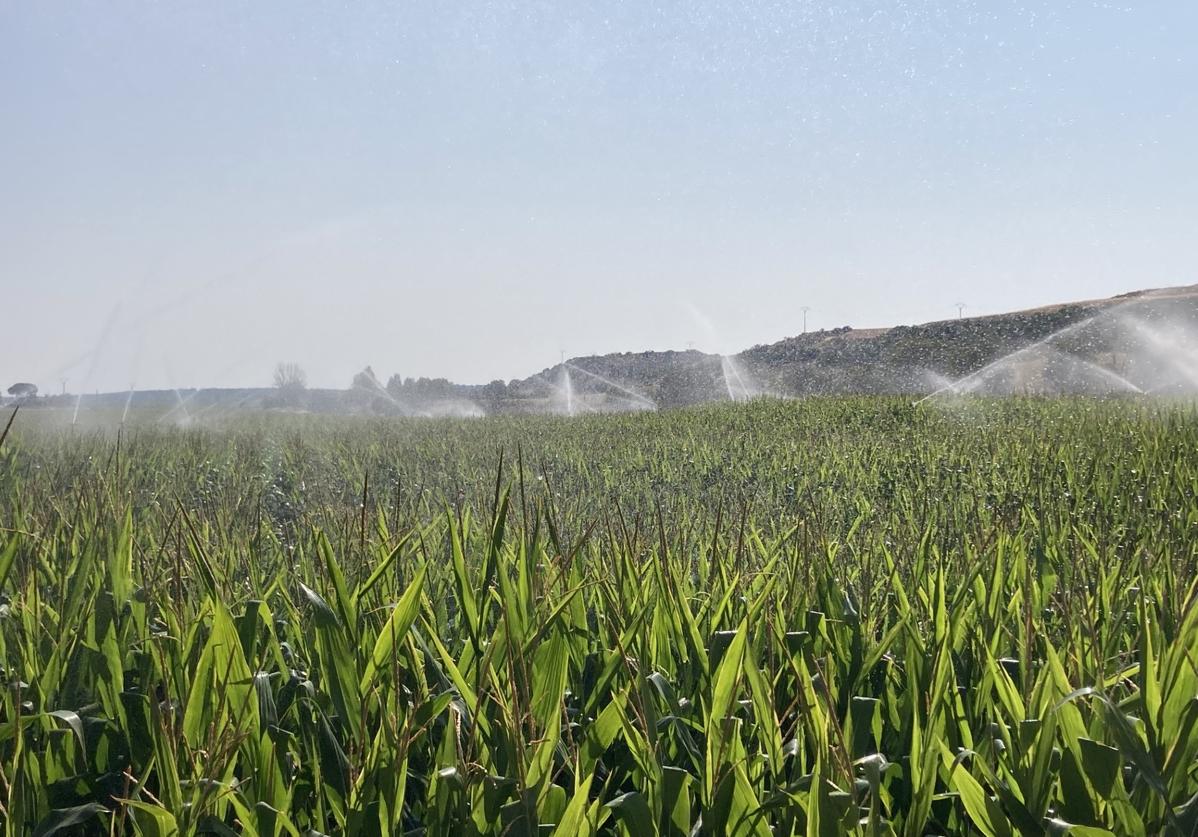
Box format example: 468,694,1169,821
0,397,1196,835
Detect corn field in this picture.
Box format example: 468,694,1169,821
1,398,1197,836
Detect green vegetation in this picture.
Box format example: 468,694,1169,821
1,398,1196,835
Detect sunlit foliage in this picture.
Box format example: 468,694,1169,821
0,398,1196,835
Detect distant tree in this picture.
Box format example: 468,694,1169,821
352,366,380,391
7,382,37,399
385,374,404,397
270,363,307,409
273,362,307,391
482,379,507,400
408,377,455,399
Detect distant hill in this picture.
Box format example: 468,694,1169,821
9,284,1198,418
509,283,1198,410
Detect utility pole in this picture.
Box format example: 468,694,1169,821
955,302,966,319
801,306,811,334
59,378,67,395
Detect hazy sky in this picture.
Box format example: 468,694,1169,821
2,1,1194,392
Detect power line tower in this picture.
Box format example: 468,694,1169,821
955,302,966,319
801,306,811,334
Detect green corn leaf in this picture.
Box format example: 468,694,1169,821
32,803,110,837
359,563,426,692
605,791,654,837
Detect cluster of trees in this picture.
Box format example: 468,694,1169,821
267,363,501,414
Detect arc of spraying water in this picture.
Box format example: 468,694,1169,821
121,386,136,424
915,313,1105,404
156,387,198,424
1119,315,1198,390
1040,348,1144,394
721,355,756,402
914,291,1198,404
563,362,656,409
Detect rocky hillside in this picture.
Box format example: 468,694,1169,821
513,284,1198,409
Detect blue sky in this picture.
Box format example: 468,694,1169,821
1,1,1194,392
